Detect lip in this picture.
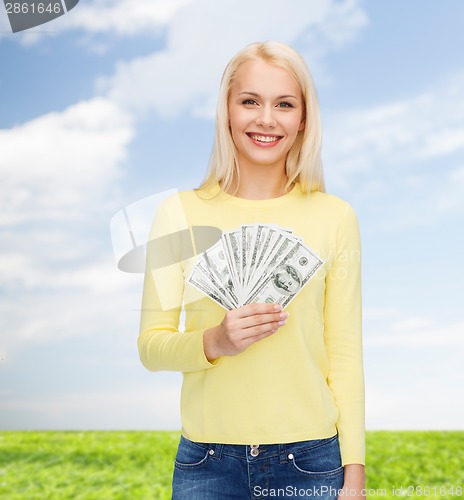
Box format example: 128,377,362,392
246,132,284,148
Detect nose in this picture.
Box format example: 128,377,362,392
256,104,276,128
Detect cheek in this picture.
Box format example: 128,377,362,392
280,114,302,135
228,110,240,135
290,115,305,134
228,115,245,147
229,108,247,129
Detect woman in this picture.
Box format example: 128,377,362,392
139,41,366,499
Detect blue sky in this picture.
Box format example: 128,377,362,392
1,0,463,431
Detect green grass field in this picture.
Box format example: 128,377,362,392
0,431,462,499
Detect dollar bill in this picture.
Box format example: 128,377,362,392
253,226,291,277
246,233,296,298
187,265,234,310
245,240,324,308
187,223,324,310
222,230,242,301
241,224,258,291
202,241,239,307
245,224,265,291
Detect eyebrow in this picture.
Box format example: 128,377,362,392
238,91,299,100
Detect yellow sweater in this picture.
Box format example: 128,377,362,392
138,182,365,466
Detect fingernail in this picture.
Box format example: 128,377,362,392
279,312,289,319
278,320,287,326
273,304,282,311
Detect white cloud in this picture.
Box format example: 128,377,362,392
0,97,134,225
0,255,142,355
364,308,464,429
0,96,138,357
96,0,367,118
371,162,464,229
364,315,464,348
363,307,400,320
66,0,195,36
323,71,464,228
366,383,464,430
324,72,464,180
0,384,182,429
433,165,464,213
391,317,432,332
294,0,368,59
2,0,195,46
3,0,367,60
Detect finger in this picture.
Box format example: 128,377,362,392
241,320,284,339
239,311,288,329
235,302,282,319
241,326,279,347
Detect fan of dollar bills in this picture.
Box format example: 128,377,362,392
187,223,325,310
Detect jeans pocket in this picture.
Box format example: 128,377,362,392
174,436,212,470
288,436,344,478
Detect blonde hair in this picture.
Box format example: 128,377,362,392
197,41,325,196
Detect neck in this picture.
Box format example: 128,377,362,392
225,167,294,200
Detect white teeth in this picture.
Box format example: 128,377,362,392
250,134,280,143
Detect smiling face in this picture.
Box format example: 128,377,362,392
273,267,301,294
228,58,305,175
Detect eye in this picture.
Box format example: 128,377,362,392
277,101,294,108
242,99,257,105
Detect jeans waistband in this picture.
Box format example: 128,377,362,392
185,434,339,463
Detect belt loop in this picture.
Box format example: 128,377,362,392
211,443,223,459
279,443,287,463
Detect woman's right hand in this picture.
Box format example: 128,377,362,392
203,303,289,362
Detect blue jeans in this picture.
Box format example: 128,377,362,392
172,434,344,499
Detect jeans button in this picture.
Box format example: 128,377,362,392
250,444,260,457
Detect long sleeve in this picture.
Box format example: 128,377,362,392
138,198,220,373
323,203,365,466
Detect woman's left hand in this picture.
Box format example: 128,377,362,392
338,464,366,499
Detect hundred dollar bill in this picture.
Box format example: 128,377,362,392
202,241,239,307
240,224,257,291
252,225,277,277
187,264,234,310
245,224,273,295
222,230,242,302
245,240,324,309
245,224,265,292
253,226,292,277
247,232,296,297
196,256,238,308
